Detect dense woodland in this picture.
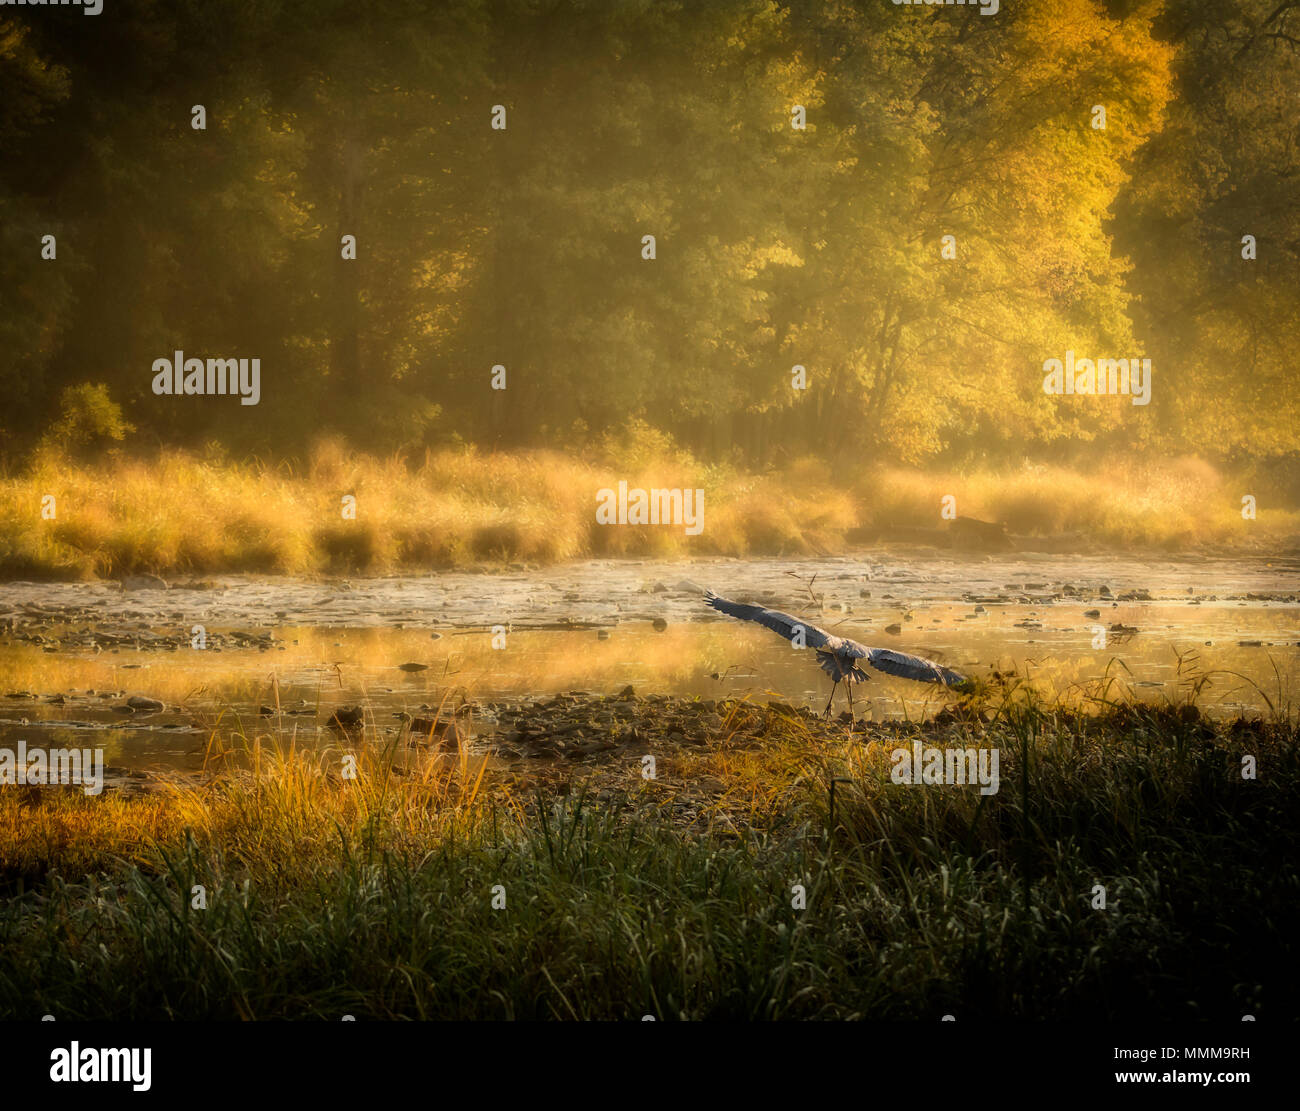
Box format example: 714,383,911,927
2,0,1297,481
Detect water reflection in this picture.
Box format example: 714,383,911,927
1,593,1297,775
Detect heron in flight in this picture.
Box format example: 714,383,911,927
704,590,966,717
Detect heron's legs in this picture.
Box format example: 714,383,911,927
823,681,838,718
847,681,854,721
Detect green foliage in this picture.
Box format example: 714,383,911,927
0,0,1295,472
597,416,693,472
1114,0,1300,461
40,383,134,455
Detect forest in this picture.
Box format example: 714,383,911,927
1,0,1295,484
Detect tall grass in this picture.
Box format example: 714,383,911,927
0,446,1290,579
860,455,1288,547
0,691,1294,1019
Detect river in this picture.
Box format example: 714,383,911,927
1,552,1297,779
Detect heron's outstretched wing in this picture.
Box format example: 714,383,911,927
865,646,966,686
705,591,834,649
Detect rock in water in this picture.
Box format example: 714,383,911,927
120,574,168,591
329,706,365,729
398,662,430,672
396,712,463,748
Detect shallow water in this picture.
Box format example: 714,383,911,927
4,551,1300,628
1,552,1298,776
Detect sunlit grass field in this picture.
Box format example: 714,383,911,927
0,444,1292,578
0,686,1294,1020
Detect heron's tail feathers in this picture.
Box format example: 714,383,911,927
816,650,868,683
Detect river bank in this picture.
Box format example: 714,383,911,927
1,689,1293,1019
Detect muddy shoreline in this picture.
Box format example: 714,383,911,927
3,689,984,811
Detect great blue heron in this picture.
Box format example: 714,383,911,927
704,590,966,717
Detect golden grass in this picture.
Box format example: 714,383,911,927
0,445,1291,579
860,456,1290,548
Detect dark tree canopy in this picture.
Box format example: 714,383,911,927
1,0,1296,473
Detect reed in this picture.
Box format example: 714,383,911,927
1,447,1287,579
